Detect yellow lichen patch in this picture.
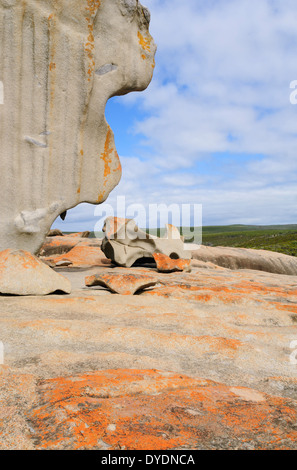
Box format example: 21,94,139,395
84,1,101,82
85,0,101,17
101,127,114,179
96,127,116,202
138,31,151,52
97,191,105,203
47,246,108,268
49,62,56,71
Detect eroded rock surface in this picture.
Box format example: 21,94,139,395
1,368,296,450
85,272,158,294
153,253,191,273
67,231,90,239
101,217,191,267
192,245,297,276
0,249,71,295
39,235,102,257
0,260,297,448
0,0,156,254
47,229,64,237
46,245,107,268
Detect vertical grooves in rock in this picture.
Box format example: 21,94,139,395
1,6,18,216
40,9,50,207
23,6,34,209
60,32,69,204
0,0,155,253
47,9,55,205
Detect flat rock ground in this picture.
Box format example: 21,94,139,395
0,260,297,449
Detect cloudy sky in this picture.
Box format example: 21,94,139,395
56,0,297,232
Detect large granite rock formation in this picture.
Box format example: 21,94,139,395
191,245,297,276
46,245,108,267
0,249,71,295
85,272,158,295
153,252,191,273
101,217,191,267
0,262,297,448
0,0,156,254
1,368,296,450
38,234,102,257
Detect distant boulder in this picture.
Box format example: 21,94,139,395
67,231,90,239
101,217,190,268
47,229,64,237
46,245,109,268
38,235,101,257
0,249,71,296
191,245,297,276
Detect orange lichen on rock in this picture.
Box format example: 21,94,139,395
25,369,297,450
140,268,297,314
138,31,151,52
0,0,155,255
84,1,101,82
85,0,101,17
85,273,158,295
68,231,90,239
102,216,130,239
0,249,71,295
97,128,121,203
47,245,108,267
153,253,191,273
39,233,102,257
38,237,80,257
101,127,114,179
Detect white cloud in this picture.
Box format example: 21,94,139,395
56,0,297,231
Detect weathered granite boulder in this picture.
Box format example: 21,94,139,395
0,0,156,254
0,249,71,295
86,273,158,295
47,229,64,237
153,253,191,273
38,236,83,257
101,217,191,267
46,245,108,268
1,368,296,450
1,262,297,448
38,234,102,257
191,245,297,276
67,231,90,239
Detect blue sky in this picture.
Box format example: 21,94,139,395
56,0,297,232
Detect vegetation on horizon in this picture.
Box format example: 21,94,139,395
145,224,297,257
191,224,297,257
67,224,297,257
